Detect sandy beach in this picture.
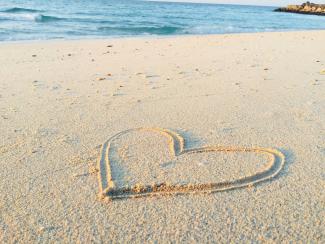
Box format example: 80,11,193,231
0,31,324,242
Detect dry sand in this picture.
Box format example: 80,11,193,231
0,31,324,242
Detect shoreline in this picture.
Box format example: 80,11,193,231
1,29,325,45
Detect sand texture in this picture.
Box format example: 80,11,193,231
0,31,325,242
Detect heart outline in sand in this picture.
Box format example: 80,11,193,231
97,127,285,200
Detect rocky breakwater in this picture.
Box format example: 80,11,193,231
275,2,325,16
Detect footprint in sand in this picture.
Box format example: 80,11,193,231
97,128,285,201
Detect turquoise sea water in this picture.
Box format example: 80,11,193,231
1,0,325,41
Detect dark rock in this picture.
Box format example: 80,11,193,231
274,2,325,16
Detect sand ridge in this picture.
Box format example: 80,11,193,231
98,127,285,200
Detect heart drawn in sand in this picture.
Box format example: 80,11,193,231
97,128,285,200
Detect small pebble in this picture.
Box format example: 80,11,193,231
39,226,45,232
311,80,318,85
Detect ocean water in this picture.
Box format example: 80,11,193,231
1,0,325,41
